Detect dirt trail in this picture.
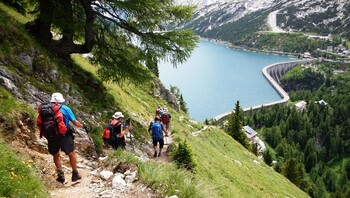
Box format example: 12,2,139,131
47,131,174,198
10,126,175,197
153,132,173,163
48,162,96,198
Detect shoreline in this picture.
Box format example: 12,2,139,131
200,37,300,58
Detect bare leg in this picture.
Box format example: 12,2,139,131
68,150,82,181
153,145,157,157
159,147,162,156
54,152,66,183
53,152,62,170
68,150,78,170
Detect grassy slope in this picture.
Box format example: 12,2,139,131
0,3,309,197
0,88,48,197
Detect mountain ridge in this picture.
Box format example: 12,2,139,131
176,0,350,39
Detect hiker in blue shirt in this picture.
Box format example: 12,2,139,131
39,92,85,184
148,116,167,157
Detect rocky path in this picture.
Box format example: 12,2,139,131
12,122,174,198
45,139,171,198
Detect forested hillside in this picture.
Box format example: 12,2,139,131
244,61,350,197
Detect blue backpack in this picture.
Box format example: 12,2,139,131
151,122,163,140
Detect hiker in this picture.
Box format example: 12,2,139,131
155,105,162,117
102,111,131,149
161,107,171,136
149,116,167,157
37,92,84,184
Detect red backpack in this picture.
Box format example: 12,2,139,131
37,102,67,139
161,113,169,124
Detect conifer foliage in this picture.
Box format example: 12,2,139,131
171,140,196,172
22,0,198,83
226,101,249,148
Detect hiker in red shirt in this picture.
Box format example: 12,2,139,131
160,107,171,136
155,105,162,117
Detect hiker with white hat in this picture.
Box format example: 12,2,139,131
37,92,84,184
102,111,131,149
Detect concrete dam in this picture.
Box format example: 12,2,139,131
213,59,314,123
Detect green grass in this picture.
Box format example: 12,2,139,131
0,139,48,197
60,25,311,198
0,88,47,197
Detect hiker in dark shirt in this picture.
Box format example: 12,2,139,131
103,112,131,149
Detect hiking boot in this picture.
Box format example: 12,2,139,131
71,170,82,182
56,170,65,184
153,151,157,157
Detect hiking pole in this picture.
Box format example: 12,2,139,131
82,121,94,144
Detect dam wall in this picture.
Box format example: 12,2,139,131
213,59,314,123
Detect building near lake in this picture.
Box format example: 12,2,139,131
242,126,266,154
316,99,328,106
295,100,307,112
243,125,257,141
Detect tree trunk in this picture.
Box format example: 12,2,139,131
25,0,53,44
26,0,95,57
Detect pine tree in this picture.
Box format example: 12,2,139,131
251,143,258,156
226,101,249,148
179,94,188,114
304,139,317,172
263,149,273,166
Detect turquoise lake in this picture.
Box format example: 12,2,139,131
159,40,294,122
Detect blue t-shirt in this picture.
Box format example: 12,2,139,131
59,104,76,127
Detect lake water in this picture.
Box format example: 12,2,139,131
159,40,294,122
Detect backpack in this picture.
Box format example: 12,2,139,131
102,122,123,148
37,102,67,140
102,123,113,141
151,122,163,141
161,113,169,124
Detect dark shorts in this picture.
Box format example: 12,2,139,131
48,135,75,155
153,138,164,148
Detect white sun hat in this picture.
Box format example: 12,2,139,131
50,92,65,103
112,112,124,119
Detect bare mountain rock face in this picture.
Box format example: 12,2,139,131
150,79,180,111
176,0,350,37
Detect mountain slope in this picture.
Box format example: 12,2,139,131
176,0,350,40
0,3,309,197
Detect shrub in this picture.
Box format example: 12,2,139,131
171,140,196,172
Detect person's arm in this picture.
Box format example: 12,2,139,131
162,124,167,133
72,120,84,128
120,125,130,136
148,122,153,133
64,105,84,128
